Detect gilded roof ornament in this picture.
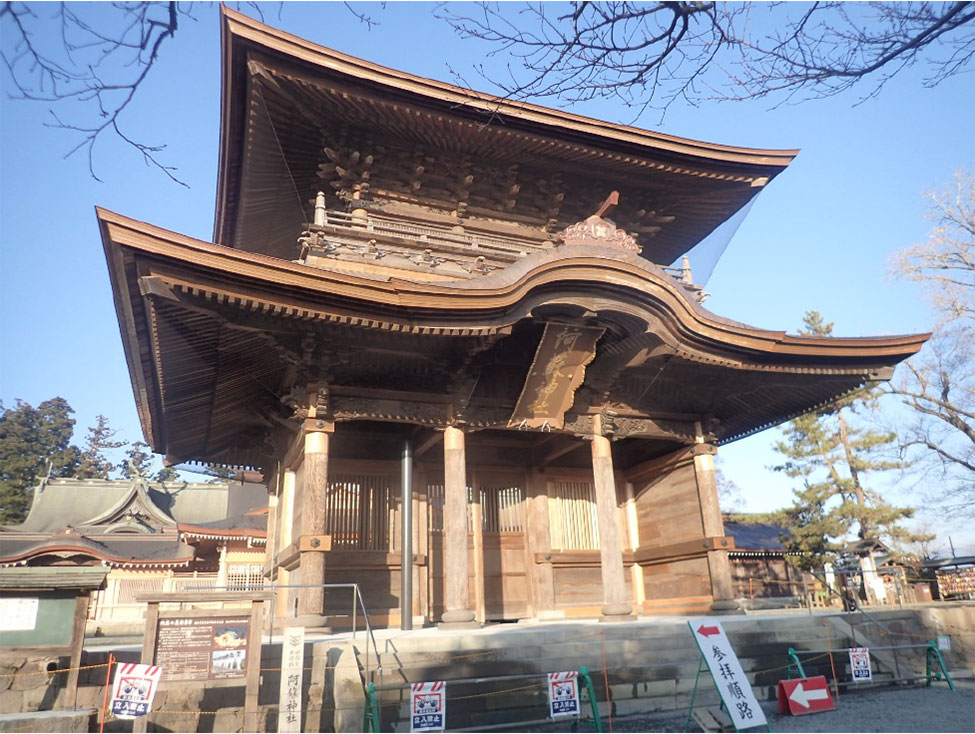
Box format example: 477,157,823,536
558,214,642,254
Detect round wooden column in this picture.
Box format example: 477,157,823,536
693,438,738,612
591,417,633,622
294,426,331,628
440,425,478,628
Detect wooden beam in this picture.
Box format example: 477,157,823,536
415,429,444,458
595,190,619,218
537,436,584,467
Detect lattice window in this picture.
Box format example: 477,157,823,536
325,474,399,550
115,576,166,604
480,485,524,532
227,564,265,591
171,574,219,593
427,484,524,533
549,481,600,550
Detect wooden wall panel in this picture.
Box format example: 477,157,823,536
641,557,710,600
633,459,703,546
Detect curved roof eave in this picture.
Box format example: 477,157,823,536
100,206,929,363
214,7,799,245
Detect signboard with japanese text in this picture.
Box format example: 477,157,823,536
776,676,836,716
154,613,251,682
410,680,446,732
688,618,767,730
0,597,38,631
110,663,162,719
547,671,580,718
278,626,305,733
849,647,872,682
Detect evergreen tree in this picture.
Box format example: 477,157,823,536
76,415,125,479
119,441,154,479
118,440,182,482
0,397,79,523
772,312,925,585
154,464,181,482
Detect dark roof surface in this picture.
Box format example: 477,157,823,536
724,519,788,551
4,477,267,534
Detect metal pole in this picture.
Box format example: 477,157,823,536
401,437,414,630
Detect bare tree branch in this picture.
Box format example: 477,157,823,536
888,169,975,511
436,2,975,117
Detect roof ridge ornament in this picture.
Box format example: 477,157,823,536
557,192,642,254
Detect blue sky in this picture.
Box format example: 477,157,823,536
2,3,973,554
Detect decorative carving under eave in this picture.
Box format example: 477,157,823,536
558,215,642,254
601,415,697,442
331,397,447,425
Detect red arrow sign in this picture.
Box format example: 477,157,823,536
776,676,835,716
696,624,720,637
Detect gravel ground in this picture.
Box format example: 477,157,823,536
524,682,974,733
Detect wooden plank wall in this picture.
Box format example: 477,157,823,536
632,457,713,605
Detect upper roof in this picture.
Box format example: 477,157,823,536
214,8,798,265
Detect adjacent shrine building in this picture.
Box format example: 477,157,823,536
98,9,927,628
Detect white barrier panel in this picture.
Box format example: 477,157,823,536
110,663,163,719
849,647,873,682
688,618,767,730
411,680,446,732
547,671,580,718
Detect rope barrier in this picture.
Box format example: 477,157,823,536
0,661,109,678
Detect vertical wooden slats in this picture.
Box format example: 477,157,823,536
549,481,600,550
324,473,399,550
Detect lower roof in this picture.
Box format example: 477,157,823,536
99,208,928,469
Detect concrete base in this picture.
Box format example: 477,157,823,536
710,600,741,614
0,709,95,733
439,608,480,630
600,602,634,622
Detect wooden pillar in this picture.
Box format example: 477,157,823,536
295,422,332,628
624,481,646,610
591,415,633,622
525,471,557,618
276,469,296,621
693,423,738,612
440,425,477,628
471,488,486,624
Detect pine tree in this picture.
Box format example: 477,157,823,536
0,397,80,523
76,415,125,479
772,312,925,594
119,441,154,479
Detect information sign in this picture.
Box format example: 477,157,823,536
547,671,580,718
688,618,767,730
110,663,162,719
776,676,836,716
0,597,38,631
937,635,951,651
155,614,251,681
410,680,446,732
848,647,872,682
278,626,305,733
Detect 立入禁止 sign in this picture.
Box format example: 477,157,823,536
849,647,872,682
547,671,580,718
110,663,162,719
688,618,767,730
410,680,446,732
